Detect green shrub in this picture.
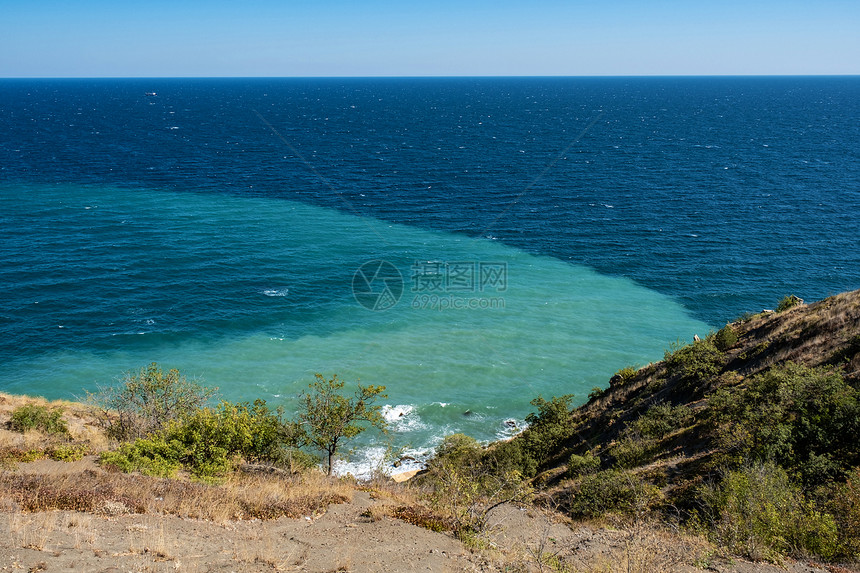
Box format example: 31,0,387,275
776,294,803,313
19,449,46,462
523,395,574,450
174,400,289,467
48,444,89,462
485,394,574,478
9,404,68,435
570,469,663,518
712,362,860,488
484,438,538,477
611,366,638,387
88,362,217,441
611,435,652,469
713,324,739,352
588,386,605,400
567,452,600,478
632,403,693,439
697,462,838,561
431,434,483,468
665,339,724,386
100,436,184,477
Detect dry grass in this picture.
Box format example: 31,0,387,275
0,464,353,523
733,290,860,380
528,519,714,573
7,510,59,552
65,512,97,548
233,526,302,571
125,517,175,562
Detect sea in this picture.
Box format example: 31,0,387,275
1,77,858,476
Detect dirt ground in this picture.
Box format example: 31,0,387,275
0,475,841,573
0,393,848,573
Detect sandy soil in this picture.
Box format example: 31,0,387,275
0,489,492,572
0,479,839,573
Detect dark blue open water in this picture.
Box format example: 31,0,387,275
1,77,858,474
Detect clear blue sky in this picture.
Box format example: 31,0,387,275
2,0,858,77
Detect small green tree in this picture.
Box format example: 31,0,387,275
295,374,387,475
88,362,217,441
484,394,574,477
713,324,739,351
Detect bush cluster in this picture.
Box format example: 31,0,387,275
610,435,653,469
610,366,638,387
569,469,663,518
713,324,739,352
100,400,316,479
9,404,69,436
631,403,692,439
711,362,860,487
484,394,575,477
567,452,600,478
429,433,483,469
664,338,725,387
696,462,839,561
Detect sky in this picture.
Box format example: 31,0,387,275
2,0,859,77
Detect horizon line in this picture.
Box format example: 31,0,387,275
2,73,859,80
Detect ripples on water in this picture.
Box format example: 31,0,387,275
1,77,858,473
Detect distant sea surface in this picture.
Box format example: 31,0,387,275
1,77,858,475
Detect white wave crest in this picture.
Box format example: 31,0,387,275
261,288,289,297
382,404,413,422
495,418,525,441
381,404,426,432
332,445,429,481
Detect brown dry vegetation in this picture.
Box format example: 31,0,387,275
0,401,824,573
2,465,353,521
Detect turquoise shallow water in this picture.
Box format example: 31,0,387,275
1,182,707,474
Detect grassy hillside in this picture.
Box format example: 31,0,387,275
536,289,860,482
437,289,860,564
